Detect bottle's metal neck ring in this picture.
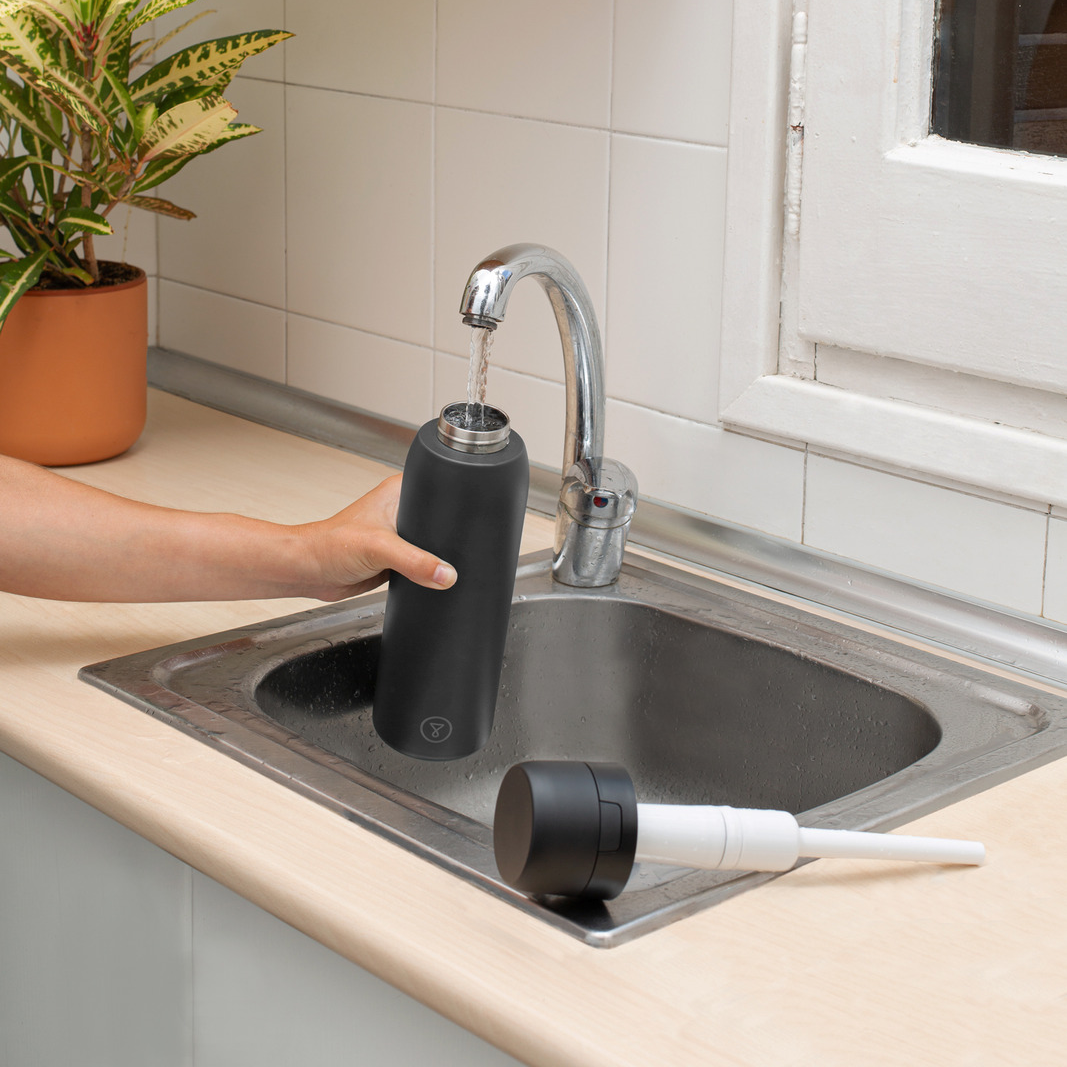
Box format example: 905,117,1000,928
437,402,511,454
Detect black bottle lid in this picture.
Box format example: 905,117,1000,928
493,761,638,900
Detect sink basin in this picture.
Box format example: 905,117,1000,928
81,550,1067,945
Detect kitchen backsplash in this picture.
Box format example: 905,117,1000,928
121,0,1067,626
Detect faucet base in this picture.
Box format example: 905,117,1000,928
552,457,638,587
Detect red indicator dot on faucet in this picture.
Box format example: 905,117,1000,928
593,496,609,508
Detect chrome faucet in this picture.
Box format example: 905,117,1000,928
459,243,637,586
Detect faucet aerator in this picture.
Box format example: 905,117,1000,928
462,313,499,330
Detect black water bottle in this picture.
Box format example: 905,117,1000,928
373,402,529,760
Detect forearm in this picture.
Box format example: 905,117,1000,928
0,458,455,604
0,457,313,602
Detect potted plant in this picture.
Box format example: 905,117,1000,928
0,0,289,464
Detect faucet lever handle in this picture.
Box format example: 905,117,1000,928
553,457,638,587
559,457,638,529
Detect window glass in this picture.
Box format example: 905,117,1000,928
932,0,1067,155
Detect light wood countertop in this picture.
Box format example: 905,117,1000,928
2,390,1066,1066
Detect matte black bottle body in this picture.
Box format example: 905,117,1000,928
373,411,529,760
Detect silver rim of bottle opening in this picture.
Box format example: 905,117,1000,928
436,402,512,454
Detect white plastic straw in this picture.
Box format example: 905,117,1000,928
797,826,986,866
635,804,986,872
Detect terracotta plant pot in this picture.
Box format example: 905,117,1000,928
0,264,148,466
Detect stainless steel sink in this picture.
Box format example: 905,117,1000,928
81,549,1067,946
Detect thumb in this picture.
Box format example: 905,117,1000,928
384,532,457,590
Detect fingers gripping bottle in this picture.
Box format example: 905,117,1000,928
373,403,529,760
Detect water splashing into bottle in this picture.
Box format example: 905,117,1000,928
466,326,494,428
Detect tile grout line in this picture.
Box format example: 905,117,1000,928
281,0,290,387
604,0,617,380
271,78,727,153
430,0,439,422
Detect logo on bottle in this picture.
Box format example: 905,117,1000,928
420,716,453,743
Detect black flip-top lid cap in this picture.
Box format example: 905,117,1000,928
493,761,638,900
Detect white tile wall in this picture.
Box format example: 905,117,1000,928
285,0,435,100
154,0,1067,621
160,280,286,381
288,314,433,425
159,78,287,308
437,0,614,127
286,87,433,346
96,203,158,342
612,0,733,145
97,203,156,277
606,134,726,421
433,108,609,376
606,406,806,542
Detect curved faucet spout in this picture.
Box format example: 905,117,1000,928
459,243,637,587
460,243,604,475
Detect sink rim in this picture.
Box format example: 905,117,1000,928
80,550,1067,947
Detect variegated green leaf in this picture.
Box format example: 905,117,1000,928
138,94,245,160
0,3,78,29
0,1,290,295
95,0,144,38
123,192,193,219
129,8,209,67
55,202,111,234
0,70,65,152
132,117,258,192
0,152,33,189
176,117,258,157
0,13,108,130
0,245,47,331
0,52,106,131
130,30,290,105
39,256,93,285
141,78,216,110
101,63,135,123
128,147,190,192
128,0,198,33
0,9,74,79
5,220,38,256
0,185,33,223
0,1,81,51
32,156,82,185
21,133,53,207
133,100,156,140
101,10,133,85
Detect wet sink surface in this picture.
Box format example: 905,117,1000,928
82,551,1067,945
256,596,944,824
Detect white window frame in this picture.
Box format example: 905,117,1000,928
719,0,1067,507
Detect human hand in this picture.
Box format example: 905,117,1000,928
296,474,457,601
